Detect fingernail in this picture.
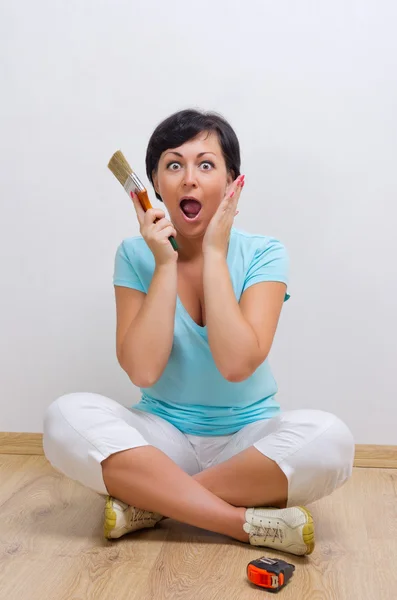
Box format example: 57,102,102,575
229,191,235,198
130,192,135,198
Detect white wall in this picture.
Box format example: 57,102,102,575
1,1,396,443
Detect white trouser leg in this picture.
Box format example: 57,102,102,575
207,409,355,506
43,392,201,495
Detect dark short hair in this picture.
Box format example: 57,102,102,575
145,109,241,201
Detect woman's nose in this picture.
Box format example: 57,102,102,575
183,166,198,187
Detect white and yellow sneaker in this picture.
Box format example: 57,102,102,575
104,496,164,540
243,506,315,556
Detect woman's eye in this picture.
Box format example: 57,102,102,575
167,162,180,171
166,160,215,171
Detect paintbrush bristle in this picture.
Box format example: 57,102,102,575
108,150,132,187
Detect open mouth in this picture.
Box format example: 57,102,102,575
180,198,202,221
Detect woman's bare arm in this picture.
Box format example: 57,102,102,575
204,252,285,382
115,262,177,387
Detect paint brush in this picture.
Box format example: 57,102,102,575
107,150,178,251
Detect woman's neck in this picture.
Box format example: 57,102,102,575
175,235,204,263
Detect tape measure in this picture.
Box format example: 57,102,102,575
247,556,295,593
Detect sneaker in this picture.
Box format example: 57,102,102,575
104,496,164,540
243,506,315,556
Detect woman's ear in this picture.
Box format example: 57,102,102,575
152,171,159,196
226,170,235,189
152,171,163,202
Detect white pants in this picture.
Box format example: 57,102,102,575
43,393,355,507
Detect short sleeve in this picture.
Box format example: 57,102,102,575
242,239,290,301
113,241,146,292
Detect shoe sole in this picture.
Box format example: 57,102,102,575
298,506,315,555
104,495,117,540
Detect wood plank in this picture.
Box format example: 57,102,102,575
0,455,396,599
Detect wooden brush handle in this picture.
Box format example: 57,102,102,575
136,190,178,251
136,190,152,212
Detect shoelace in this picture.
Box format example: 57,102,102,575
128,507,154,527
253,525,284,543
129,508,151,527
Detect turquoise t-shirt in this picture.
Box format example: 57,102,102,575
113,228,290,436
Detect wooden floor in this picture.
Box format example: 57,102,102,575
1,456,396,600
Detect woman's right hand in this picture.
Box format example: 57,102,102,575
130,192,178,266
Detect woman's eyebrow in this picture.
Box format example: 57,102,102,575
164,151,217,158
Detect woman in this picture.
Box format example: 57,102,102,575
43,109,355,556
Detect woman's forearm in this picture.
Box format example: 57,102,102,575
203,252,259,382
121,263,177,387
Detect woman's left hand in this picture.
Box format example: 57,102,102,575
202,174,245,256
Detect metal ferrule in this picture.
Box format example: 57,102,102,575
124,172,145,195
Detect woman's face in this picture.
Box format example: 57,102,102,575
152,131,234,238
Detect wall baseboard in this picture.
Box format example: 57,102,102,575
353,444,397,468
0,433,396,469
0,432,44,456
